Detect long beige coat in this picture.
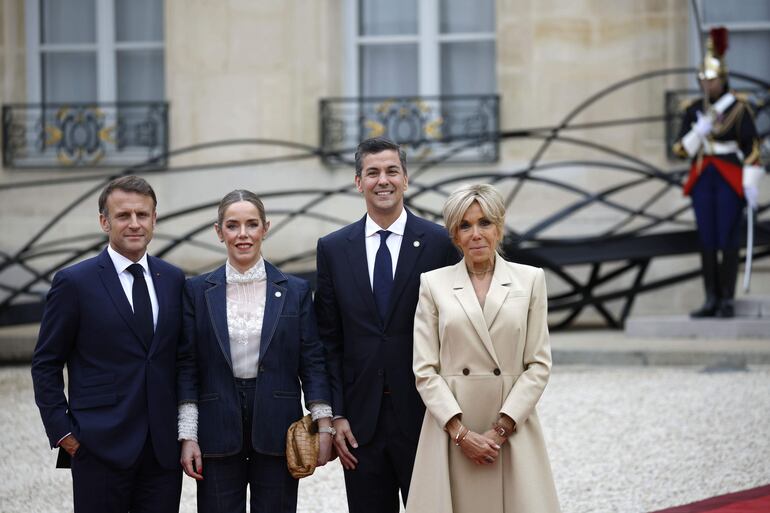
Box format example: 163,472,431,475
405,255,560,513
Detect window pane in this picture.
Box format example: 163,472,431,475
702,0,770,23
42,0,96,44
359,0,417,36
360,44,418,96
441,41,496,95
725,33,770,86
42,52,97,102
117,50,165,101
115,0,164,42
440,0,494,33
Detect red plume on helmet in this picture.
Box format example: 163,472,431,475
710,27,728,58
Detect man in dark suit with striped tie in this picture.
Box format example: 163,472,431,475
31,176,185,513
315,138,459,513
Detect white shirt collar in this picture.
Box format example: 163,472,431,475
107,245,149,275
365,208,407,237
226,257,266,284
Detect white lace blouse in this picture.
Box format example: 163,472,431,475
226,259,266,379
177,259,331,441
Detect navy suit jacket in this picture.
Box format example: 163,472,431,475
31,248,185,470
176,261,330,457
315,210,459,445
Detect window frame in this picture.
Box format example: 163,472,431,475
25,0,164,104
344,0,496,98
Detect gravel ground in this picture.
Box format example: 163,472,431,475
2,364,769,513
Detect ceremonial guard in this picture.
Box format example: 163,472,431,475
673,27,763,318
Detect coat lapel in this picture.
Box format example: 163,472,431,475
96,249,145,345
451,261,501,366
482,254,512,329
383,211,424,328
344,216,380,322
259,261,288,361
204,266,233,371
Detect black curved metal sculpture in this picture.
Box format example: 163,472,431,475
1,68,768,328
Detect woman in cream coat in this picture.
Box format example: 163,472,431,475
406,184,560,513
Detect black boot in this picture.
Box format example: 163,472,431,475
691,250,720,318
716,248,739,318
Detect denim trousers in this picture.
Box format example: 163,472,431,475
197,377,298,513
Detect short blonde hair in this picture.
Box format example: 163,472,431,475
442,184,506,253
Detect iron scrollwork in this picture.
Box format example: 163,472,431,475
320,95,499,165
1,102,169,168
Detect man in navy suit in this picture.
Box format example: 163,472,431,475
315,137,459,513
31,176,185,513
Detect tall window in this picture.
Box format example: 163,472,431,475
26,0,164,103
347,0,496,97
691,0,770,87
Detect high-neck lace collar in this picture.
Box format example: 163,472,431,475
226,258,266,284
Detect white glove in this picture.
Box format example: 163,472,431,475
743,165,764,211
693,111,713,138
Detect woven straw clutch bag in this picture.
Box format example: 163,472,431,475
286,414,319,479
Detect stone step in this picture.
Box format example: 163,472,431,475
625,315,770,339
735,295,770,318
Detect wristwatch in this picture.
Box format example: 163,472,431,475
492,419,515,438
318,426,337,436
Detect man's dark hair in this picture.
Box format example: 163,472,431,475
98,175,157,216
354,137,408,177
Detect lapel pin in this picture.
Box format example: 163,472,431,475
275,291,282,297
413,240,420,247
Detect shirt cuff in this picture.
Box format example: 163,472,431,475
309,402,333,422
56,432,72,447
178,402,198,441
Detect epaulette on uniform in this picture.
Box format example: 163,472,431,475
678,97,698,112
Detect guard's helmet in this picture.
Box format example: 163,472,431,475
698,27,728,81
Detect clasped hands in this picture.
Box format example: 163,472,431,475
445,415,514,466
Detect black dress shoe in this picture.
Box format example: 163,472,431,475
716,300,734,318
690,296,719,318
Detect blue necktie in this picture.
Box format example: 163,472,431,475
373,230,393,320
127,263,154,347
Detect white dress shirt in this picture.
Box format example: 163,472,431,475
364,208,407,289
107,245,159,328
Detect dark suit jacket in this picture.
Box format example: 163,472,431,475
31,248,185,470
315,209,459,445
176,261,330,457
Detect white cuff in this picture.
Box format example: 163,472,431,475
178,402,198,441
309,402,333,421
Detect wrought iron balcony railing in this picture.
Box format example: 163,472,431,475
319,95,499,166
2,102,169,168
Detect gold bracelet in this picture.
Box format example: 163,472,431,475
454,426,468,446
